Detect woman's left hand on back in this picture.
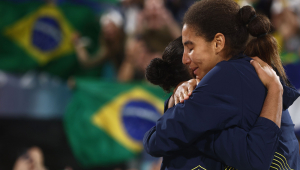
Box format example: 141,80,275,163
250,57,282,92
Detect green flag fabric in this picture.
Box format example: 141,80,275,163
0,1,100,78
64,78,170,167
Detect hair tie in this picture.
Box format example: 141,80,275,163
247,14,257,25
257,33,267,38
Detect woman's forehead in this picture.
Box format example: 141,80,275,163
182,24,198,41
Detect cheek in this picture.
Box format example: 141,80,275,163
203,58,217,71
190,50,203,64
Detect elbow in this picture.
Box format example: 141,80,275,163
143,138,163,158
144,146,163,158
143,127,171,157
143,127,163,157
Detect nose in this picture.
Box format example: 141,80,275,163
182,50,191,65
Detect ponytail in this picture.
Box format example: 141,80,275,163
239,6,289,85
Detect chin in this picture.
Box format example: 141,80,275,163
195,74,204,80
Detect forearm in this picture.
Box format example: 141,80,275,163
166,19,181,39
74,45,107,68
201,118,281,170
117,60,134,82
259,84,283,127
74,45,91,67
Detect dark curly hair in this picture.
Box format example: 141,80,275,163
183,0,288,85
146,36,192,93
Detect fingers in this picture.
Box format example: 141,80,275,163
174,95,179,105
250,59,262,71
187,79,197,95
179,92,184,103
250,57,282,90
183,90,189,100
174,85,190,105
187,86,193,96
174,79,199,105
179,88,189,103
251,56,267,67
250,59,267,87
251,56,263,62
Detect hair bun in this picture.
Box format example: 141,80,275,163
247,15,271,37
145,58,169,86
239,5,270,37
238,6,256,25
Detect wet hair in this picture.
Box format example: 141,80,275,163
146,36,192,93
183,0,288,85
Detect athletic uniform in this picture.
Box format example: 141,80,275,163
144,55,300,170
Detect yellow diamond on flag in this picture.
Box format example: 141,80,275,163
4,4,74,65
92,87,164,153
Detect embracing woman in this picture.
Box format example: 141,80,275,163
143,0,300,170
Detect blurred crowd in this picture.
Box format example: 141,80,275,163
72,0,300,83
61,0,300,168
0,0,300,169
72,0,190,82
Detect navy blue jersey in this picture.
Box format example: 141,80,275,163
143,55,300,170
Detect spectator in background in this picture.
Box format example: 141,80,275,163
13,147,47,170
118,0,181,82
270,0,300,155
121,0,144,35
271,0,300,56
72,10,126,80
135,0,181,39
165,0,195,23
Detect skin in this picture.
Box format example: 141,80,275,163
169,24,229,106
181,24,229,80
13,147,47,170
169,24,283,127
170,49,283,127
250,57,283,127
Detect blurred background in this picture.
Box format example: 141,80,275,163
0,0,299,169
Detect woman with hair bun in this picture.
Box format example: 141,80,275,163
146,36,193,93
143,1,300,170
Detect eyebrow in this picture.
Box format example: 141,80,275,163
183,40,193,46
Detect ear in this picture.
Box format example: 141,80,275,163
213,33,226,54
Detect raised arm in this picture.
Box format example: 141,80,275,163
72,32,107,68
250,57,283,127
197,57,284,170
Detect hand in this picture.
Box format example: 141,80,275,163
72,32,80,45
250,57,283,93
173,79,200,105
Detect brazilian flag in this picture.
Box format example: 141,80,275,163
0,0,102,78
64,78,169,167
